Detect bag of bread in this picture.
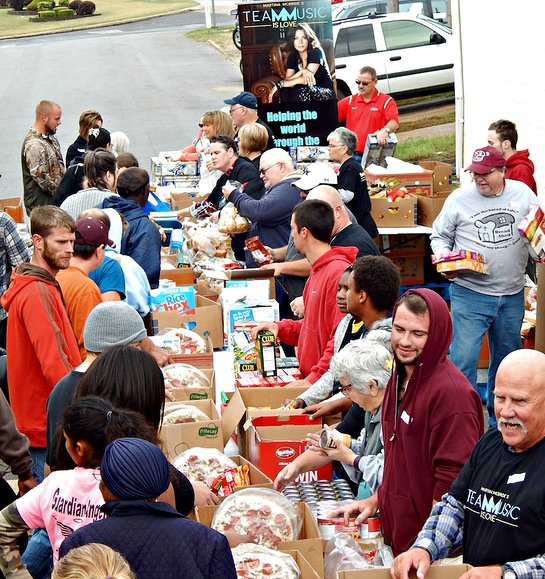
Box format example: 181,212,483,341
218,202,250,234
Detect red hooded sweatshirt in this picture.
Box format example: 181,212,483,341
1,264,81,447
378,288,484,555
506,150,537,194
277,245,358,383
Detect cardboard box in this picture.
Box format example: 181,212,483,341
279,550,322,579
419,161,453,194
336,565,471,579
377,234,426,257
196,502,324,579
222,387,317,459
202,268,276,299
151,157,198,177
169,191,201,211
365,168,434,197
0,197,24,223
150,285,196,314
390,256,425,285
149,294,223,350
361,133,398,169
436,259,490,275
416,192,450,227
160,398,227,457
160,254,195,286
169,368,215,401
247,422,332,481
370,196,418,228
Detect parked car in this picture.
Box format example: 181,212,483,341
333,12,454,99
332,0,448,22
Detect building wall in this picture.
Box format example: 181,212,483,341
453,0,545,197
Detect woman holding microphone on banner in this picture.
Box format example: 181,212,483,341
276,22,334,103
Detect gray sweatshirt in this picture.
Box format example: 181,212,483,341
430,179,539,296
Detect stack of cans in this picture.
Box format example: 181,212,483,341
282,479,355,504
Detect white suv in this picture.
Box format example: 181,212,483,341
333,12,454,99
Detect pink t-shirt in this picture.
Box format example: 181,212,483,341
16,467,105,562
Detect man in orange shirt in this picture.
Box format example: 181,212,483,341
57,217,114,359
1,206,81,481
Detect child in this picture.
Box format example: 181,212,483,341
51,543,135,579
0,396,160,577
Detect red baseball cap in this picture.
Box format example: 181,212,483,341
75,217,114,248
465,146,506,174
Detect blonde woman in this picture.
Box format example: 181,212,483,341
52,543,135,579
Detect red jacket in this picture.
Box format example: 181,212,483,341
1,264,81,447
277,245,358,383
379,288,484,554
506,150,537,194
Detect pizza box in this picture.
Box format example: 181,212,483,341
160,399,227,458
195,502,323,578
336,564,472,579
149,294,223,351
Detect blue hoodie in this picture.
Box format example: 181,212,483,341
100,196,161,289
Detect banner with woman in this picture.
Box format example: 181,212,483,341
238,0,338,149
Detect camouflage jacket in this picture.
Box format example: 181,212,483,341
21,128,65,213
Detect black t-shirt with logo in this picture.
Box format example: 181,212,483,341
449,429,545,567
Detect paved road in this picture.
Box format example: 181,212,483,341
0,8,241,202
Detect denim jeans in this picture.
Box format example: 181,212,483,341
22,529,52,579
449,284,524,428
29,447,46,483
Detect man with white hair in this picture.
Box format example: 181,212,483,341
392,349,545,579
223,148,302,267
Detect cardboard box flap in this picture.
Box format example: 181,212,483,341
336,565,472,579
221,387,313,442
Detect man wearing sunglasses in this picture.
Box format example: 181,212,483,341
337,66,399,157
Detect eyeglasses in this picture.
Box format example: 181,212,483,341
259,162,281,175
229,106,243,114
328,144,345,148
339,384,352,396
355,80,375,86
471,169,497,178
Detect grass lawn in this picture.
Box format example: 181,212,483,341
0,0,196,39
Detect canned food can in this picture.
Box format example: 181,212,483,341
367,515,381,537
319,429,351,449
336,517,360,539
317,517,337,540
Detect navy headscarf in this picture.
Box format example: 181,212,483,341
101,438,170,500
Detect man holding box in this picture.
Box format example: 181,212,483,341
337,66,399,157
430,146,539,428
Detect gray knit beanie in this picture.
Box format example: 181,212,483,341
84,302,147,353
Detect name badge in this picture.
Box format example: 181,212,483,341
507,473,526,484
401,410,411,425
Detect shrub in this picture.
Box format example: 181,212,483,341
67,0,80,10
57,6,74,15
36,0,54,10
77,0,94,15
58,0,69,5
10,0,25,10
38,9,55,16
